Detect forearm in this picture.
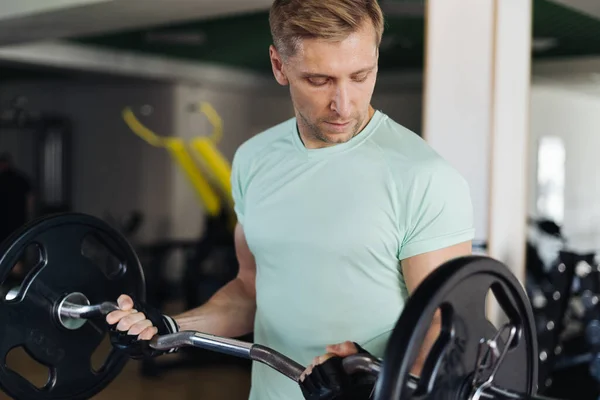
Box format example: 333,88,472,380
410,311,442,376
173,277,256,338
401,242,472,375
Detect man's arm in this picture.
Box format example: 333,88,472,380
173,222,257,338
401,240,472,375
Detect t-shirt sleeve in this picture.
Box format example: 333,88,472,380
230,149,246,225
398,160,475,260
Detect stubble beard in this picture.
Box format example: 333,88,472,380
299,112,364,146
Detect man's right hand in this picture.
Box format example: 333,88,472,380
105,294,180,359
106,295,157,340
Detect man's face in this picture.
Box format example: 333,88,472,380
271,21,379,148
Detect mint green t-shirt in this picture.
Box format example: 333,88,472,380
230,110,475,400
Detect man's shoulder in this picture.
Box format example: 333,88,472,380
372,114,429,159
373,114,466,186
373,115,451,172
233,117,296,164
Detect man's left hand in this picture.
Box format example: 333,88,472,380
300,341,359,381
299,341,375,400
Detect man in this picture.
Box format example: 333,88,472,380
106,1,475,399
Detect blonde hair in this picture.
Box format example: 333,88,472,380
269,0,385,59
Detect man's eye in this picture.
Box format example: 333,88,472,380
353,74,369,82
308,78,328,86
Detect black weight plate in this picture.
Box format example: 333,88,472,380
0,213,145,400
374,256,538,400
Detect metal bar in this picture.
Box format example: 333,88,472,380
150,331,252,359
59,301,119,319
343,354,382,376
250,344,305,382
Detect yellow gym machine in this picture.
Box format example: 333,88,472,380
121,102,235,229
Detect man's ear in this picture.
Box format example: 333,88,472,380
270,45,289,86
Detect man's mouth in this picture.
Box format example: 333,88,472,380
325,121,350,128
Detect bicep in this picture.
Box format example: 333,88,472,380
401,241,472,294
234,222,256,298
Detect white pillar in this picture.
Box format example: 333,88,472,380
422,0,496,249
423,0,533,323
488,1,533,281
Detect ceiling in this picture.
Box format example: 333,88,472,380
64,0,600,74
0,0,599,79
553,0,600,19
0,0,274,46
69,10,425,74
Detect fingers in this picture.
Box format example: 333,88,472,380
104,294,159,343
117,294,134,310
325,341,358,357
300,341,361,382
300,353,336,382
138,326,158,341
116,312,147,332
299,365,312,382
312,353,336,366
127,319,153,336
106,309,136,325
105,295,136,325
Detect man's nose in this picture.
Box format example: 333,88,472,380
330,84,352,119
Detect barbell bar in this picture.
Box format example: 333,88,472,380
55,294,381,382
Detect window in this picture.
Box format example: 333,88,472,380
536,136,565,224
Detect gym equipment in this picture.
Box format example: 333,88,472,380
525,217,600,398
375,256,538,400
0,213,144,400
186,102,233,208
0,213,566,400
122,102,233,221
528,249,600,399
0,98,72,216
123,106,221,217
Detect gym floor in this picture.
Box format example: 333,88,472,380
0,299,252,400
2,345,252,400
92,358,252,400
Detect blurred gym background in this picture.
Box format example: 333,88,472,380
0,0,599,399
